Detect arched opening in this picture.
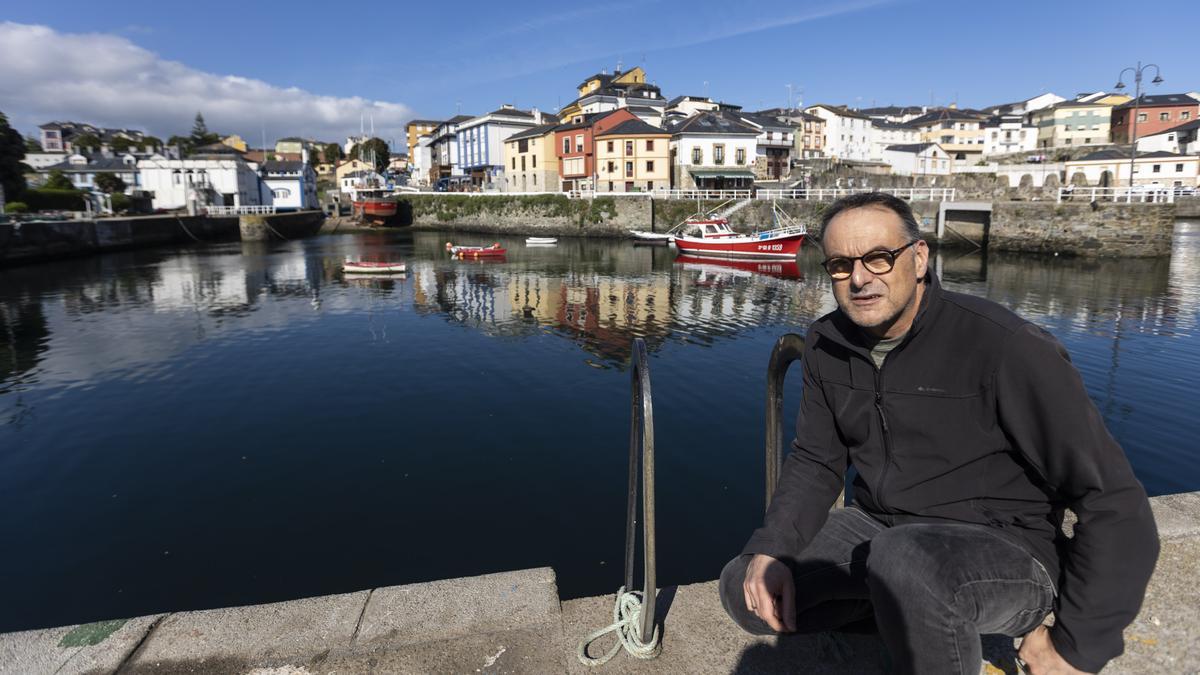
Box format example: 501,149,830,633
1019,174,1034,189
1043,173,1060,189
1100,170,1113,188
1070,172,1089,186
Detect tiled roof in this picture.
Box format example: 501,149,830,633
885,143,936,153
505,123,562,142
1114,94,1200,110
595,119,669,137
668,112,759,136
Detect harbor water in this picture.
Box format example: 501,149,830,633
1,223,1198,632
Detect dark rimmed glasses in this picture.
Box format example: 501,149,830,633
821,241,917,280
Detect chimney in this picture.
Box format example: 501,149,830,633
532,107,542,124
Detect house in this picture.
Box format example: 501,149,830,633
758,109,828,160
38,121,154,155
858,105,928,124
804,105,873,162
1030,100,1118,149
456,105,553,190
982,93,1065,117
1111,94,1200,143
138,153,263,210
501,123,560,193
339,170,385,194
412,134,435,187
222,135,249,152
335,158,374,185
882,143,952,176
1064,149,1200,188
406,120,442,170
666,95,721,119
554,109,638,192
907,108,988,165
38,153,142,192
732,113,795,181
259,160,318,211
593,118,671,192
1136,120,1200,155
558,66,667,123
982,115,1038,157
667,111,759,190
427,115,475,181
869,121,921,161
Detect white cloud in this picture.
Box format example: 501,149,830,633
0,22,413,144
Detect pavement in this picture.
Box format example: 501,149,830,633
3,491,1198,674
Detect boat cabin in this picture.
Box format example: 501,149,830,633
682,218,737,238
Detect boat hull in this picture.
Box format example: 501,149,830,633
343,262,407,273
352,198,398,223
674,232,804,259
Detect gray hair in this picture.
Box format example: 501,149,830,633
819,192,921,242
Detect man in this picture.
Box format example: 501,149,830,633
719,193,1158,674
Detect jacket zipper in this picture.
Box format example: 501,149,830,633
873,364,893,515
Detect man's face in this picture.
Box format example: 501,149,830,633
822,206,929,338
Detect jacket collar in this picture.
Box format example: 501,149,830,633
813,271,943,357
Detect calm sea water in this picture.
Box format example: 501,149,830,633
1,223,1198,631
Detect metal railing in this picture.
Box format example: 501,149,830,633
755,187,957,201
203,205,277,216
401,187,960,202
1056,187,1175,204
625,338,657,646
765,334,806,509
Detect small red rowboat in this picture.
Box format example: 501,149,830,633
445,242,507,259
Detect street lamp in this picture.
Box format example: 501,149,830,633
1114,62,1163,199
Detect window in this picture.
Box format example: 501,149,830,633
518,139,528,153
645,160,654,172
1183,111,1192,120
521,156,526,171
735,148,745,165
692,147,702,165
575,134,584,152
1137,113,1147,122
1085,138,1092,144
625,161,633,178
607,141,614,152
646,139,654,151
625,140,634,155
533,174,537,186
532,155,536,168
1065,138,1072,145
511,157,516,170
1153,164,1161,173
563,137,570,154
273,188,291,198
1160,112,1170,121
1176,164,1184,172
607,161,615,173
714,144,725,165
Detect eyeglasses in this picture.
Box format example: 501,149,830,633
821,241,917,280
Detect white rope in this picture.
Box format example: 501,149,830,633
576,586,661,667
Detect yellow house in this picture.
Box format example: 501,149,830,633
406,119,441,169
502,123,559,192
221,135,248,152
559,66,649,122
335,158,374,184
593,118,671,192
908,107,987,163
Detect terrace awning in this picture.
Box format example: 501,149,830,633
688,169,755,178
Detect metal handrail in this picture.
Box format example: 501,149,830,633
625,338,656,645
765,333,806,510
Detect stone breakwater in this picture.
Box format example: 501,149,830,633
0,211,325,266
398,194,1174,257
3,491,1197,674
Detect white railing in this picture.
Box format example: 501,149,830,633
203,205,277,216
754,187,957,201
650,189,754,200
1056,187,1175,204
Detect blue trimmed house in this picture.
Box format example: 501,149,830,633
455,105,552,190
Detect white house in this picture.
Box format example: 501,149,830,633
1064,149,1200,188
983,92,1065,117
733,113,795,181
870,122,921,161
668,112,759,190
411,134,434,187
138,154,263,211
982,115,1038,157
455,105,550,190
1136,120,1200,155
259,160,318,210
805,104,873,162
39,153,141,193
882,143,952,176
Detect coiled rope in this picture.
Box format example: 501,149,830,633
576,586,661,667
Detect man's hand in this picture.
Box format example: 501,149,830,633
1018,625,1092,675
742,553,797,633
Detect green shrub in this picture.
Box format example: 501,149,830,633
23,188,87,211
110,193,132,212
4,201,29,213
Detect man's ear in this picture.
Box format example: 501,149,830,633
913,240,930,280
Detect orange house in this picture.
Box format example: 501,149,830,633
553,108,638,191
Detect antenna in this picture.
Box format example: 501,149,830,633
786,83,794,110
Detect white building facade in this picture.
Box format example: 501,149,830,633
882,143,952,176
805,105,873,162
138,155,263,210
869,122,921,161
259,161,319,210
982,116,1039,157
668,113,759,190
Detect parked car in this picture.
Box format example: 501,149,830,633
434,177,450,192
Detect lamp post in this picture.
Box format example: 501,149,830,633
1114,62,1163,201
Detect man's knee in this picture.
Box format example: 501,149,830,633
719,554,774,635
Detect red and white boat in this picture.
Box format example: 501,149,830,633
673,217,806,260
445,242,507,259
343,260,406,274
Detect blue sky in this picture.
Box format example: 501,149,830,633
2,0,1197,144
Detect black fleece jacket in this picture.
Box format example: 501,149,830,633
743,272,1159,672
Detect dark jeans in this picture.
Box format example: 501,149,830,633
719,507,1055,675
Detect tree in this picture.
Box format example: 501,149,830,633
167,135,192,156
324,143,344,164
24,136,42,152
44,169,75,190
110,137,134,153
142,136,163,151
71,132,102,153
189,112,219,148
0,111,28,198
349,137,389,174
94,173,127,194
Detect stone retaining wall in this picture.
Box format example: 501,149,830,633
400,194,652,237
990,202,1176,257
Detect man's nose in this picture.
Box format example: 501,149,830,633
850,258,875,288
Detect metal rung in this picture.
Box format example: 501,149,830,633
765,333,806,510
625,338,656,645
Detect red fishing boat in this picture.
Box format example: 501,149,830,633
672,217,805,260
351,188,398,224
445,242,507,259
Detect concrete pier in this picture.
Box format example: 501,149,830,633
3,491,1198,674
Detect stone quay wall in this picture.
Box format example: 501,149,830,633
990,202,1176,257
400,194,652,237
0,211,325,266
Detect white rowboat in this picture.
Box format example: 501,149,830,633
343,261,407,273
526,237,558,245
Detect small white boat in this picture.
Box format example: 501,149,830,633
526,236,558,245
629,230,674,243
343,261,407,273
